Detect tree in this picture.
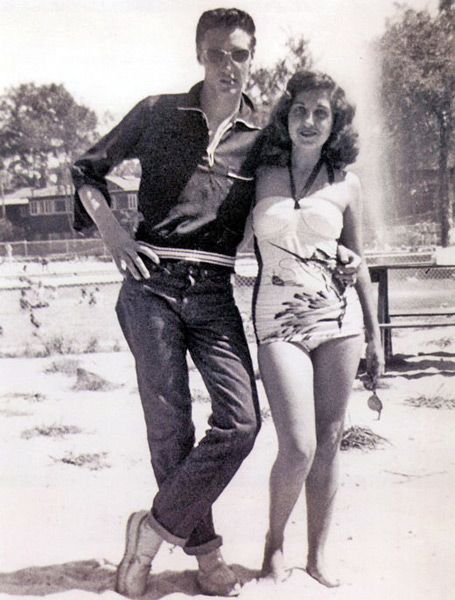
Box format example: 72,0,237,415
246,36,312,125
379,4,454,245
0,217,16,242
439,0,453,12
0,83,99,191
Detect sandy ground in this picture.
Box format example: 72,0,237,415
0,260,454,599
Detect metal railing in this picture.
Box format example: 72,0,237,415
0,238,109,259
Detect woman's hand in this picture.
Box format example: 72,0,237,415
365,337,385,385
335,244,361,286
102,221,160,280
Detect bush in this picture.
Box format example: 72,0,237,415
341,426,388,451
43,335,78,356
0,218,20,242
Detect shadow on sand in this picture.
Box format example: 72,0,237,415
0,559,260,598
384,351,455,379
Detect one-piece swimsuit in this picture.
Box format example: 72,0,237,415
252,169,364,351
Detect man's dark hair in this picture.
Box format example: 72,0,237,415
196,8,256,51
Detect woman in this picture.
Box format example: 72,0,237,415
251,71,384,586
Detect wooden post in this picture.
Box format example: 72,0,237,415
369,266,392,364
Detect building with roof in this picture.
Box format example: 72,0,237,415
0,176,139,241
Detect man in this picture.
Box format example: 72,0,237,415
72,8,262,598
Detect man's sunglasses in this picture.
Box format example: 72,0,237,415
204,48,251,64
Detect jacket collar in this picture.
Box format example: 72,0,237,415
177,81,260,130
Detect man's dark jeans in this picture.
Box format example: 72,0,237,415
115,261,261,555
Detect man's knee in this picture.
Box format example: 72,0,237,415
232,413,261,457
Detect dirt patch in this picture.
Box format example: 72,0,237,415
21,424,83,439
72,368,120,392
404,394,455,409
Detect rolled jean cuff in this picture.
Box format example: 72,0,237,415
147,511,187,547
183,535,223,556
147,512,223,555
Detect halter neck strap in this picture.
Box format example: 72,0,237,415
288,157,325,209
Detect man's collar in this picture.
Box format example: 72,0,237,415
177,81,260,130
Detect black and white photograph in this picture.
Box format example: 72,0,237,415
0,1,454,599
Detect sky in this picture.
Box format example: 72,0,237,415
1,0,438,120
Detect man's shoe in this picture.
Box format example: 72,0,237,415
197,550,242,597
116,510,162,597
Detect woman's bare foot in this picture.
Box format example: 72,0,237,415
261,534,286,582
306,561,340,587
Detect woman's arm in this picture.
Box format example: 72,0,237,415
237,166,273,253
236,167,272,255
237,211,254,254
339,173,384,380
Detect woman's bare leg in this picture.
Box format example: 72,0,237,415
258,341,316,580
305,335,363,586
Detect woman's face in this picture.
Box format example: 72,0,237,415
287,88,333,152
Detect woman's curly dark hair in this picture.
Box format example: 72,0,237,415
259,70,359,169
